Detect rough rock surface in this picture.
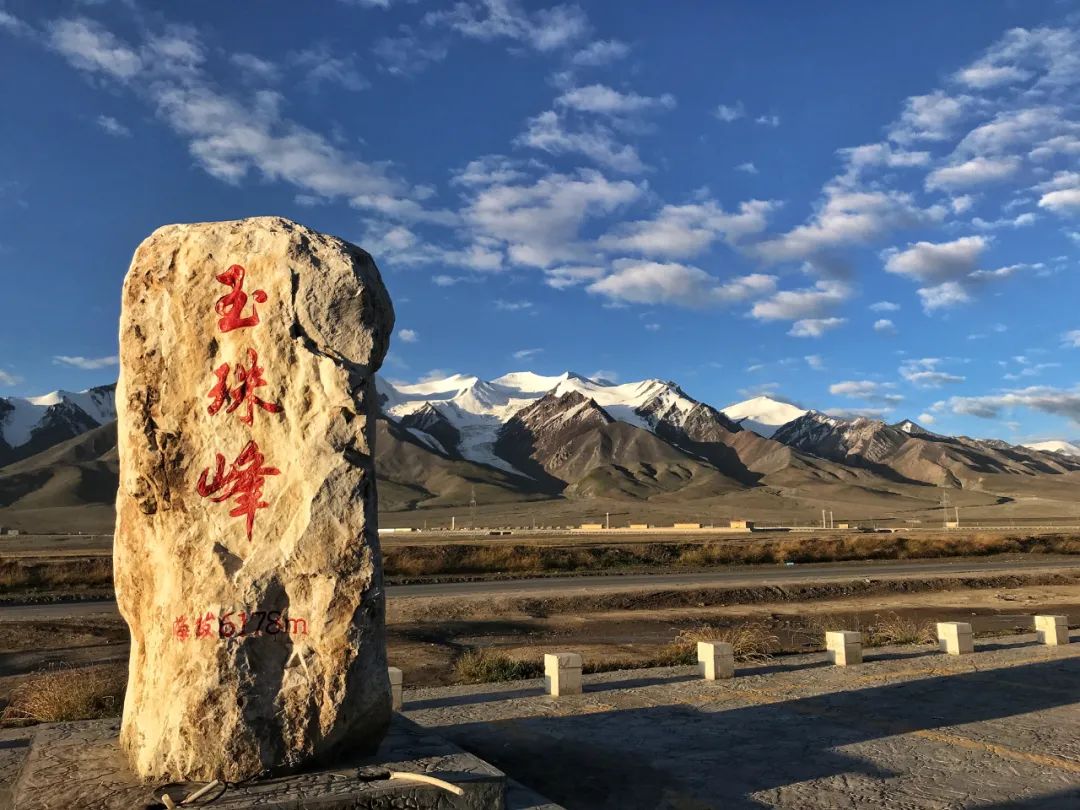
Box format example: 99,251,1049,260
114,216,394,781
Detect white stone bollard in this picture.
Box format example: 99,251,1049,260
937,622,974,655
388,667,403,711
544,652,583,696
696,641,735,680
1034,615,1070,646
825,631,863,666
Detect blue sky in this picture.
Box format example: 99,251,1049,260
1,1,1078,442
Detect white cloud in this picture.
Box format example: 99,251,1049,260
644,322,660,332
917,412,936,425
869,300,899,312
900,358,965,388
955,107,1062,156
918,281,972,312
517,110,645,173
971,212,1037,229
751,280,852,322
571,39,629,66
0,10,33,38
463,168,642,268
714,101,744,122
543,265,605,289
425,0,590,53
951,195,975,214
925,156,1019,190
805,354,824,370
882,235,1025,312
883,236,987,285
96,114,130,137
452,155,534,187
373,28,449,76
556,84,675,116
495,299,533,311
43,17,448,225
588,260,776,308
0,369,21,386
598,199,776,259
290,44,368,91
954,63,1032,89
788,318,845,338
945,386,1080,424
1062,330,1080,348
735,162,758,174
756,187,940,266
873,318,897,334
53,354,119,370
48,17,143,79
837,142,930,178
513,347,543,360
825,407,893,420
230,52,279,81
829,380,903,404
755,114,780,127
397,328,419,343
889,91,973,143
1038,188,1080,214
589,369,619,383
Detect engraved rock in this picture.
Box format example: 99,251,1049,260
114,216,394,781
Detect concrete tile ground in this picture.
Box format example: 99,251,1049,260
403,633,1080,809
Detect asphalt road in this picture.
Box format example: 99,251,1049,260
2,554,1078,622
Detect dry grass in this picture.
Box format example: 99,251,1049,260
2,664,126,724
0,557,113,594
796,612,937,649
452,649,544,684
867,613,937,647
670,622,780,664
4,532,1079,594
385,532,1080,579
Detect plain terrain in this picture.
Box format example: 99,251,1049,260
1,527,1079,716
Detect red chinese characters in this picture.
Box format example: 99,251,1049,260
197,440,280,541
207,348,283,425
197,264,284,540
214,264,267,333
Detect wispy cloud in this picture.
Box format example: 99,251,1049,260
53,355,119,370
95,114,130,137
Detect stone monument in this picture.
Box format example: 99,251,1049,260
114,216,395,781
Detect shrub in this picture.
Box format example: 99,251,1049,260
2,664,126,724
453,649,543,684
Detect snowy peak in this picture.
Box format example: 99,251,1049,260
721,395,807,438
892,419,937,438
0,384,116,461
1025,440,1080,458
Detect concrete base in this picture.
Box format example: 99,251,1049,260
13,716,506,810
825,631,863,666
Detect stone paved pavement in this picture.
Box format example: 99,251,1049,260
403,633,1080,809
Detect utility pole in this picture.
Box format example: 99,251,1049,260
941,490,950,529
469,486,477,530
451,515,456,531
822,508,826,529
605,511,610,530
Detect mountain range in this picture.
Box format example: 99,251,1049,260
2,372,1079,531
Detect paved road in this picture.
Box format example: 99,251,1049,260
2,554,1077,622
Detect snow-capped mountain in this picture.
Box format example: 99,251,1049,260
0,384,117,464
720,395,807,437
1024,440,1080,458
893,419,938,438
376,371,722,477
772,410,1080,487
